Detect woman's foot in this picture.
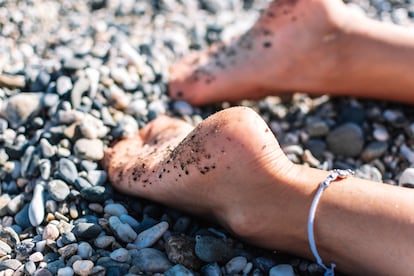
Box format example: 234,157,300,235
103,107,312,253
168,0,351,105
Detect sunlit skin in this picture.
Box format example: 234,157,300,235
104,0,414,275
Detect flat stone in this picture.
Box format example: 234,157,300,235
56,76,73,95
109,216,137,243
399,168,414,187
77,242,93,259
1,93,43,128
57,158,78,185
73,139,104,161
326,123,364,157
80,186,112,203
110,248,129,263
47,180,70,202
72,260,94,276
165,264,194,276
0,194,11,216
58,244,78,259
0,240,12,257
72,223,102,240
361,141,388,162
42,223,60,241
104,203,127,217
57,266,74,276
134,221,168,249
194,235,234,263
269,264,295,276
133,248,172,273
225,256,247,274
94,236,115,249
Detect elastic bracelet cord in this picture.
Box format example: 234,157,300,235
307,169,354,276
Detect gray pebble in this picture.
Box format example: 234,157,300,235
61,232,77,245
1,93,43,128
63,58,87,71
73,139,104,161
71,76,90,109
0,194,10,216
72,260,94,276
306,120,329,137
225,256,247,274
109,216,137,243
173,101,193,116
40,139,56,158
6,193,24,215
94,235,115,249
42,93,59,108
0,259,22,270
361,141,388,162
0,226,20,248
201,263,222,276
39,159,52,180
356,164,383,182
400,144,414,164
134,221,169,249
165,264,194,276
46,260,65,275
77,242,93,259
373,126,389,141
74,177,92,191
194,235,234,263
58,244,79,260
85,170,107,186
0,240,12,257
56,76,73,95
42,223,60,241
47,180,70,202
25,260,37,275
110,248,130,262
57,158,78,185
269,264,295,276
29,251,44,262
119,214,140,230
34,268,53,276
57,266,74,276
72,223,102,240
172,216,191,233
399,168,414,187
79,114,108,139
133,248,172,273
80,186,112,203
104,203,128,216
15,203,31,229
327,123,364,157
21,145,35,178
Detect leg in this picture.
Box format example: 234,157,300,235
169,0,414,105
103,107,414,275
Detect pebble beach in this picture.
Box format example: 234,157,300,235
0,0,414,275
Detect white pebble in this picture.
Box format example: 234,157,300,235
269,264,295,276
110,248,130,262
57,266,74,276
72,260,94,276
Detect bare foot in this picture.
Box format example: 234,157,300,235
168,0,351,105
103,107,311,253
